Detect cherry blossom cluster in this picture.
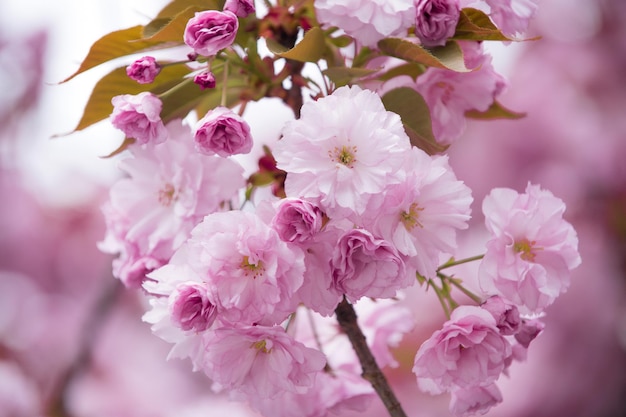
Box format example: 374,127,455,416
95,0,583,416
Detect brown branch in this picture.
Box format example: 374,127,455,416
334,298,408,417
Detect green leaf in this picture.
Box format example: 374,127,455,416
381,87,448,155
322,67,377,86
378,38,470,72
266,27,327,62
60,26,169,83
328,34,353,48
378,62,426,82
154,0,221,19
452,8,512,41
465,100,526,120
68,64,191,134
141,6,203,42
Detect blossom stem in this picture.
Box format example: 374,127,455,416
428,279,452,319
436,254,485,271
438,272,484,304
221,60,229,107
335,298,408,417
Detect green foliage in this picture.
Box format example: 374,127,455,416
465,100,526,120
382,88,448,155
378,39,471,72
141,7,205,42
60,26,170,83
453,8,512,41
322,67,377,87
266,27,327,63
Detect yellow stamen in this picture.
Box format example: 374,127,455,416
241,255,264,278
400,203,424,231
328,145,357,168
513,238,540,262
158,183,177,206
252,340,270,353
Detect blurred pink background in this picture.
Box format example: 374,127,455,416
0,0,625,416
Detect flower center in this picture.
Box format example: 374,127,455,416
252,339,270,353
241,255,265,278
329,145,357,168
400,203,424,231
513,238,540,262
158,183,177,206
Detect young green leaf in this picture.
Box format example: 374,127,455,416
60,26,169,83
266,27,327,63
465,100,526,120
452,8,512,41
382,87,448,155
322,67,377,86
378,38,471,72
141,6,204,42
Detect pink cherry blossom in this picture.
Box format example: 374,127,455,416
194,106,253,157
478,183,581,314
315,0,414,48
360,147,472,279
271,198,325,244
183,210,305,325
414,41,507,144
412,305,512,395
143,249,221,370
330,228,411,302
274,85,411,218
125,55,161,84
99,120,245,287
110,92,168,145
201,325,326,399
184,10,238,57
224,0,255,18
415,0,461,47
449,384,503,417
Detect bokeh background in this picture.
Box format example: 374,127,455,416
1,0,625,416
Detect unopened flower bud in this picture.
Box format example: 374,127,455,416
224,0,255,18
194,71,216,89
126,56,161,84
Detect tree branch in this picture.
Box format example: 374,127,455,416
334,298,408,417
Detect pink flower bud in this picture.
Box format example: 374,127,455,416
125,55,161,84
331,228,409,302
184,10,239,57
110,92,167,145
224,0,255,18
480,295,521,335
272,198,324,244
514,319,544,348
194,106,253,156
193,71,216,89
170,282,217,332
415,0,460,47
